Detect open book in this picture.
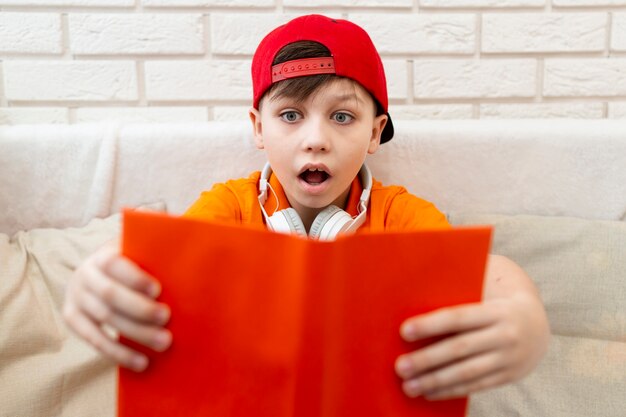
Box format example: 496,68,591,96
118,210,491,417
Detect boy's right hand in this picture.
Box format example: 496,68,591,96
63,240,172,372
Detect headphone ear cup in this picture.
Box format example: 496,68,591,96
276,208,307,236
309,205,353,240
283,208,307,236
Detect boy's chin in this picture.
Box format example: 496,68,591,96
293,194,341,211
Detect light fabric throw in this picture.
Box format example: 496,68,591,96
0,203,164,417
0,215,119,417
450,213,626,417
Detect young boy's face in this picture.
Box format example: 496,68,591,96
250,78,388,214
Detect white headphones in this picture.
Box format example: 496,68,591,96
257,162,372,241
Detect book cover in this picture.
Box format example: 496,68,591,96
118,210,491,417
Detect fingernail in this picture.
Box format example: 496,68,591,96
156,307,170,324
154,330,172,351
131,355,148,372
401,323,416,341
404,379,422,398
148,283,161,298
396,357,413,378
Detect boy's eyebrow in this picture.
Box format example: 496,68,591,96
328,93,365,104
269,90,366,106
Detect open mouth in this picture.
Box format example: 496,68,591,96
299,168,330,185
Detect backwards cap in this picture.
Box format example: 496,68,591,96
251,14,394,143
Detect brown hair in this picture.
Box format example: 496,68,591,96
261,40,383,115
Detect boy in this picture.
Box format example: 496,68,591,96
63,14,549,401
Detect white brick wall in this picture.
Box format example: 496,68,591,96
553,0,626,6
142,0,274,6
0,0,133,5
421,0,544,7
414,60,536,98
145,60,250,100
1,5,626,123
609,102,626,118
0,107,68,124
283,0,412,7
613,13,626,51
69,14,204,55
350,14,475,54
482,14,606,53
4,61,138,101
480,103,604,119
210,14,301,56
389,104,474,119
75,106,208,123
383,60,408,100
544,59,626,97
0,13,61,54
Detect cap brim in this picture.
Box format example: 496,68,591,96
380,113,394,144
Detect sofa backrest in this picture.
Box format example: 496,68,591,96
2,120,625,235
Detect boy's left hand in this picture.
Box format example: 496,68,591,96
394,292,549,400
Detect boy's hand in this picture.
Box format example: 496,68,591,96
395,255,549,400
63,241,173,371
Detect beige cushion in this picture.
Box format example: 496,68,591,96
0,215,120,417
449,213,626,417
0,203,164,417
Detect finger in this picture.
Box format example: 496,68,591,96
63,303,149,372
400,304,497,342
78,289,172,353
424,370,511,401
94,245,161,298
80,261,170,325
396,326,501,379
401,351,506,398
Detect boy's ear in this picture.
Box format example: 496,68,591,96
249,107,264,149
368,114,388,154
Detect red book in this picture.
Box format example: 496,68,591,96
118,210,490,417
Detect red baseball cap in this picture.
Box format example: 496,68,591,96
251,14,394,143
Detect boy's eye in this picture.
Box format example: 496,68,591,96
280,111,301,122
332,112,354,124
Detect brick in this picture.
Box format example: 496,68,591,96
210,14,300,55
4,61,138,101
414,60,536,99
544,59,626,97
69,14,204,55
480,103,603,119
284,0,411,6
612,13,626,52
76,107,208,123
0,13,61,54
0,0,132,5
553,0,626,6
0,107,68,124
420,0,544,7
213,106,251,121
349,14,474,54
608,102,626,119
483,13,606,53
142,0,273,6
383,60,407,100
145,60,250,101
389,104,473,119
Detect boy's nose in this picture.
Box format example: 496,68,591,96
302,119,331,152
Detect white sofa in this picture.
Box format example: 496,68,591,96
1,120,625,417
